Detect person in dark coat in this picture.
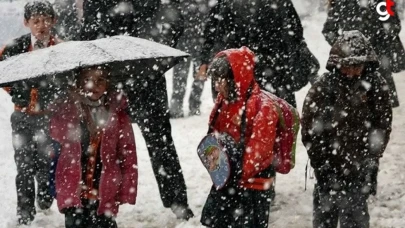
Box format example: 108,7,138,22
196,0,319,107
80,0,194,220
323,0,404,107
80,0,183,46
301,30,392,228
201,47,278,228
169,0,211,118
52,0,81,40
0,1,62,225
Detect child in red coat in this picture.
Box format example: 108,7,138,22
200,47,279,228
50,66,138,228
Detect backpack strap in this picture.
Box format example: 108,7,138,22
239,82,254,149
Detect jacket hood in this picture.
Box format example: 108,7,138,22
214,46,256,100
326,30,379,71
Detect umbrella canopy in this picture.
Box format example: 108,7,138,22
0,35,189,87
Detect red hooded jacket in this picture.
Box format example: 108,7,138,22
49,92,138,216
209,47,278,190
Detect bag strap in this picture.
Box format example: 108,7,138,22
239,82,254,148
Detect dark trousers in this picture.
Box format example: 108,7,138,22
313,184,370,228
64,200,117,228
379,64,399,108
11,112,53,222
201,186,272,228
126,77,189,208
171,57,204,113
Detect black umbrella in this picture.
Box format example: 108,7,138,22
0,35,189,87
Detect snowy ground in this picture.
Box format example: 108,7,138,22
1,4,405,228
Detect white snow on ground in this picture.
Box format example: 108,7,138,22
1,5,405,228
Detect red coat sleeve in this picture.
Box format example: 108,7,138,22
117,111,138,205
241,100,278,181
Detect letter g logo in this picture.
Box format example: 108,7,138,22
377,1,390,21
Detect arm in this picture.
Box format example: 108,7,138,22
156,0,184,48
117,111,138,205
280,0,305,49
0,45,5,61
362,74,392,195
80,0,104,40
368,75,393,158
199,0,223,64
241,102,278,181
75,0,84,20
301,82,334,169
322,5,340,46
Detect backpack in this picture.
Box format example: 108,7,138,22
264,92,300,174
198,83,300,189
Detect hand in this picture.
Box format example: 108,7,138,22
363,158,379,196
11,83,30,107
195,64,208,81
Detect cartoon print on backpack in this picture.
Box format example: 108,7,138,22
198,134,232,190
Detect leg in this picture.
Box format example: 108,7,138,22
269,175,276,203
94,215,117,228
170,58,191,118
64,207,87,228
85,200,117,228
338,190,370,228
132,77,193,219
253,189,272,228
11,112,37,224
34,116,53,210
188,78,204,116
313,184,339,228
188,60,204,116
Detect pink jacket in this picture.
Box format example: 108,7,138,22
50,93,137,216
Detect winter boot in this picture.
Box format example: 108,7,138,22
171,204,194,221
169,101,184,119
188,108,201,117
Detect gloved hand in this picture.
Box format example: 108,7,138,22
313,163,337,192
363,158,379,196
11,82,31,107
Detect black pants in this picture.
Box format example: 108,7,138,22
64,200,117,228
126,76,189,208
313,184,370,228
11,112,53,222
171,57,204,113
201,186,272,228
378,63,399,107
